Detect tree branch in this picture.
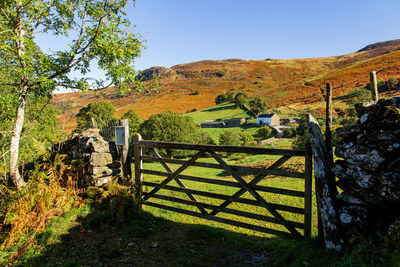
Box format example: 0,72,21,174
29,0,55,31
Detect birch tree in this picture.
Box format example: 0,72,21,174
0,0,143,189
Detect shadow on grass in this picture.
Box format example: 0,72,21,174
202,105,238,113
15,206,335,267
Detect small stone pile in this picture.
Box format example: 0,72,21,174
333,97,400,241
58,128,121,187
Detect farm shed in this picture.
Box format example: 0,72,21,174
225,118,246,127
256,113,280,126
200,120,226,128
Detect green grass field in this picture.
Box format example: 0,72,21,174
140,151,318,238
201,125,267,142
187,103,276,142
187,103,250,124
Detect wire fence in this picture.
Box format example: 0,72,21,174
89,119,119,142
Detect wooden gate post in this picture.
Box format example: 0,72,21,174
120,119,132,181
307,114,343,251
369,71,379,102
304,143,313,238
133,134,143,209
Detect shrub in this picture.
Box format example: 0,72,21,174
216,70,226,77
282,127,295,138
76,101,117,129
226,90,237,102
293,109,324,150
249,97,268,117
219,131,241,146
388,78,398,89
257,126,272,139
350,88,371,103
215,94,228,105
186,108,197,113
234,92,248,107
0,155,81,263
140,111,212,157
239,133,254,146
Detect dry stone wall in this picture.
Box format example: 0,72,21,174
333,97,400,242
58,128,121,187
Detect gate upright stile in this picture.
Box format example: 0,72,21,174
133,134,313,239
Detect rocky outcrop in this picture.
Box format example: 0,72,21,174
333,97,400,243
357,39,400,52
138,66,176,81
57,128,121,187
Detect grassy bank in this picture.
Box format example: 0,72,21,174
12,205,399,266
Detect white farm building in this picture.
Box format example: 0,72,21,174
256,113,280,126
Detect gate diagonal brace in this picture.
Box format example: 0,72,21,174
209,151,302,239
143,150,205,202
209,155,291,216
149,148,208,215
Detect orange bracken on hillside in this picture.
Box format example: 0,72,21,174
52,40,400,134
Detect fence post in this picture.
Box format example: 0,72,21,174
307,114,342,251
304,143,313,238
325,83,333,164
119,119,132,181
369,71,379,102
133,133,143,210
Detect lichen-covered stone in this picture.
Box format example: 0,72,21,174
337,192,368,206
333,160,384,204
90,141,110,153
336,125,363,139
93,176,113,187
89,152,113,167
335,143,385,171
378,172,400,202
339,206,368,226
331,97,400,247
88,166,114,176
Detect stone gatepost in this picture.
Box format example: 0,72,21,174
58,128,121,187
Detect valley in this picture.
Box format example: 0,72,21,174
53,39,400,133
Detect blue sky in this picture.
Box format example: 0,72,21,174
44,0,399,92
128,0,399,70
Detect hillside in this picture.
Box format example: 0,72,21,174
52,39,400,133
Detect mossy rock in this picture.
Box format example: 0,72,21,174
86,186,104,200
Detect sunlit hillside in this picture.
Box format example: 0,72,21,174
52,39,400,133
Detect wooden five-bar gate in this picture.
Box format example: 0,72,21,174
133,134,313,239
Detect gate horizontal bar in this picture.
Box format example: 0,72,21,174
142,157,305,178
142,169,305,197
148,193,305,229
143,182,305,214
133,140,305,156
144,201,293,238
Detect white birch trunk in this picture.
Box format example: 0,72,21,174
9,94,27,189
9,2,27,189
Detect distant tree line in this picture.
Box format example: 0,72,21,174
215,90,268,117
